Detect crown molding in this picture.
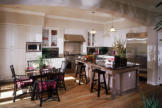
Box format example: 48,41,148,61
46,15,105,25
105,18,126,24
0,7,45,16
0,23,43,27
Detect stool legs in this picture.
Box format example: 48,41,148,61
83,67,88,84
91,71,108,97
98,73,101,97
91,71,96,92
78,66,87,85
108,75,111,90
103,73,108,95
79,67,81,85
75,64,79,79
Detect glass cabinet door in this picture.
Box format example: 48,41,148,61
42,28,58,47
42,29,49,47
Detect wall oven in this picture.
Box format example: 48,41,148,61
26,42,42,52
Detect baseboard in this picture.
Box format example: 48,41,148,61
147,81,159,86
0,79,12,83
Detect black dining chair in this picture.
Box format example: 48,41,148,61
56,61,68,90
37,68,60,106
10,65,33,102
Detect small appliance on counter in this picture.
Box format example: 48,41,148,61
105,56,115,68
96,55,115,68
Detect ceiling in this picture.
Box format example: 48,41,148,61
0,0,161,25
112,0,162,12
0,5,116,23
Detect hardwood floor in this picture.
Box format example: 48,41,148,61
0,77,162,108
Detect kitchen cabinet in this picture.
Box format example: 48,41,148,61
87,32,95,47
42,28,58,48
26,26,42,42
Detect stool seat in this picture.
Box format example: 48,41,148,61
91,69,108,97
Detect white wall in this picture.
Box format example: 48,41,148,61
147,27,158,85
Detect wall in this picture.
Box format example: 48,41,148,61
147,27,158,85
0,11,43,81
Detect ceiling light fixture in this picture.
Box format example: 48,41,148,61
110,27,116,32
90,29,96,34
90,11,96,34
110,15,116,32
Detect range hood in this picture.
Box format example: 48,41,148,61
64,34,85,42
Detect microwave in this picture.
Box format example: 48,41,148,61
26,42,42,52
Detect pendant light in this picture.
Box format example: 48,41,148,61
110,15,116,32
90,11,96,34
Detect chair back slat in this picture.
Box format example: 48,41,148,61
60,61,67,73
38,67,60,106
10,65,16,78
39,68,58,89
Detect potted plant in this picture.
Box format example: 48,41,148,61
113,38,127,68
38,54,46,70
143,94,161,108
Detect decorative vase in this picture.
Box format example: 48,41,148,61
120,57,127,67
114,56,127,68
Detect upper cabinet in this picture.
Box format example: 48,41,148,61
87,32,95,47
42,28,58,48
26,26,42,42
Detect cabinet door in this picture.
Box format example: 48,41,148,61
42,29,58,47
51,30,57,46
42,29,49,46
26,26,42,42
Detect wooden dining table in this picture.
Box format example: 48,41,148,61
75,60,139,99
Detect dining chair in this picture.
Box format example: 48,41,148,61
56,61,68,90
37,68,60,106
10,65,33,102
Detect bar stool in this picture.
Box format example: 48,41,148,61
91,68,108,97
75,62,87,85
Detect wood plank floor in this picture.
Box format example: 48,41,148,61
0,79,162,108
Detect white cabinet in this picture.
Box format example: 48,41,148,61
42,28,58,48
87,32,95,47
26,26,42,42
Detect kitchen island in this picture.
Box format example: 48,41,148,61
76,60,139,99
